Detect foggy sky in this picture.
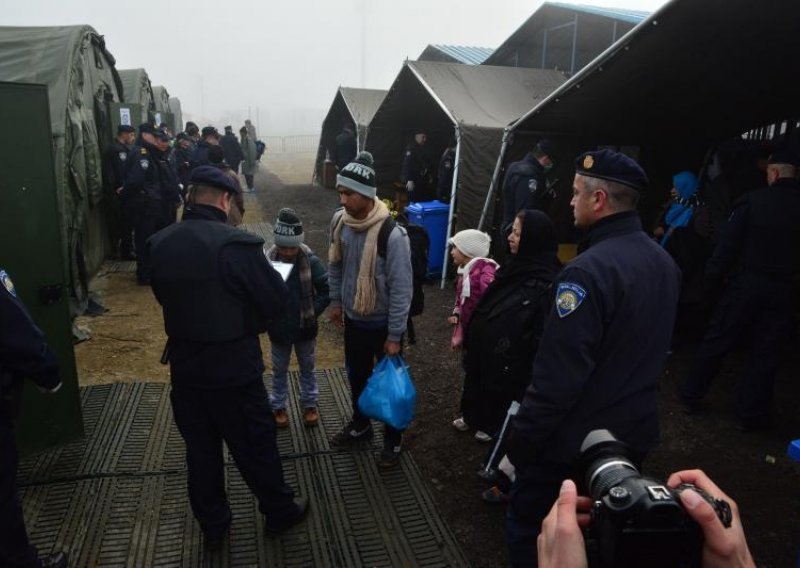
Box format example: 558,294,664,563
5,0,668,134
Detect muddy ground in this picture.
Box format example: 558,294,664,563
75,158,800,567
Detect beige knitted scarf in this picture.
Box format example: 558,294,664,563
328,198,390,315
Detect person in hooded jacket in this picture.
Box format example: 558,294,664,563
653,171,713,341
461,210,561,441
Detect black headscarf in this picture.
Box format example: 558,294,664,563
495,209,561,284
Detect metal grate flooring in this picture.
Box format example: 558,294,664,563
18,369,468,567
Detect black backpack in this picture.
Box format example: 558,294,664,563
377,216,429,318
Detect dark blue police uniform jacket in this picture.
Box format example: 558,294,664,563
148,204,288,388
1,268,61,567
509,211,681,467
502,153,549,233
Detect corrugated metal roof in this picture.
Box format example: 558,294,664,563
546,2,650,24
431,45,494,65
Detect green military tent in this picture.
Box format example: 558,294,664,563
0,25,123,312
313,86,388,184
118,67,155,114
169,97,183,134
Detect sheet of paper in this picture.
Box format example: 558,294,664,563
270,261,294,282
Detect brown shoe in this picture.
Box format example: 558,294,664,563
303,407,319,427
274,409,289,429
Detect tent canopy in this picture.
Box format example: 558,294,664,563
499,0,800,240
418,45,494,65
313,86,387,183
511,0,800,144
118,68,155,112
483,1,648,72
0,25,122,308
168,97,183,134
366,60,565,230
152,85,170,113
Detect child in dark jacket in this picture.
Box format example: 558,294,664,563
267,209,330,428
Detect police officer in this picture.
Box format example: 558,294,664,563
189,126,220,172
505,150,680,567
437,142,456,202
152,129,181,227
172,132,194,194
679,149,800,431
105,124,136,260
147,166,308,544
501,140,556,236
122,123,173,285
0,269,67,568
402,129,434,202
219,126,244,174
333,124,357,171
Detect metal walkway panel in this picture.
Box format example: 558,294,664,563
18,370,468,567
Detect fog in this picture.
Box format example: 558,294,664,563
6,0,667,134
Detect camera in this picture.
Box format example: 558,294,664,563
578,429,732,568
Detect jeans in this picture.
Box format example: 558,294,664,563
270,340,318,410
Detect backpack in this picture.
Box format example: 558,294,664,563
377,216,429,317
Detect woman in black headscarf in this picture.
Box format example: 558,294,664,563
459,210,561,440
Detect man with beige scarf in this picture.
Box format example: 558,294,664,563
327,152,413,469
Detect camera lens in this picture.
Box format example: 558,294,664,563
579,429,640,500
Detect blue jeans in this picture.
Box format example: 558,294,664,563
270,340,318,410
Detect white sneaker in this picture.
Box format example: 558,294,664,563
474,430,492,442
452,417,469,432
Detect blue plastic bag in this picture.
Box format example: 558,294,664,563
357,355,416,430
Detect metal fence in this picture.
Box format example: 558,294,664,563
263,135,319,154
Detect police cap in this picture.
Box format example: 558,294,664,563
574,149,649,191
154,128,171,142
189,165,239,194
176,131,191,141
117,124,135,134
139,123,156,135
201,126,220,138
768,149,800,166
534,139,556,159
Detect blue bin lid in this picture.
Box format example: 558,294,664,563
788,439,800,462
405,200,451,214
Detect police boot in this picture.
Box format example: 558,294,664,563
40,551,68,568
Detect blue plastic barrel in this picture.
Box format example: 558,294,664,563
405,201,451,278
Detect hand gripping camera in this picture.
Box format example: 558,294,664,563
578,430,732,568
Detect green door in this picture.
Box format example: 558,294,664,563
0,82,84,453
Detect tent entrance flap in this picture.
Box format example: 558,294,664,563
479,129,511,231
440,125,461,289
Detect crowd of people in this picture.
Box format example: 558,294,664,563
5,121,794,566
104,120,265,285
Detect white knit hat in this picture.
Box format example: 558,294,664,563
449,229,491,259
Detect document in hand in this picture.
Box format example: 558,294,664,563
270,261,294,282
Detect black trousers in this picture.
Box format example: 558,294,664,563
244,174,254,189
131,197,167,283
343,319,403,448
0,413,40,567
680,272,796,420
170,380,296,536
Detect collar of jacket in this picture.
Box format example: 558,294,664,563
578,210,642,253
771,177,800,190
182,203,228,223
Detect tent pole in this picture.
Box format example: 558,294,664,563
478,129,510,232
440,125,462,290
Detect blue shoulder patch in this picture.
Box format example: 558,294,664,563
555,282,586,318
1,269,17,297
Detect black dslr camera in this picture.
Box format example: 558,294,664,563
578,430,732,568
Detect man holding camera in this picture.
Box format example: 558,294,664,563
505,149,681,567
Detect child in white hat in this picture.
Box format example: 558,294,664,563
447,229,499,442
